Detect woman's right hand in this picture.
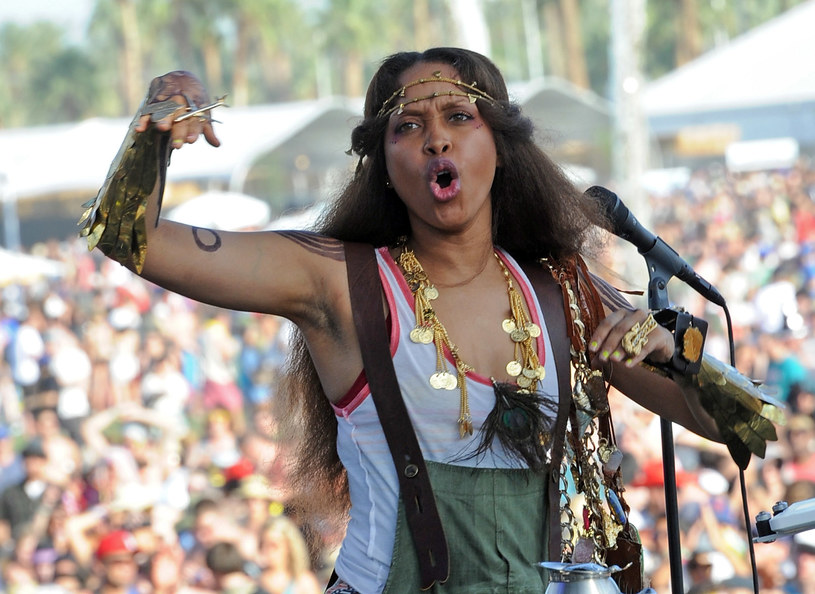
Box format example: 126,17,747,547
133,70,221,150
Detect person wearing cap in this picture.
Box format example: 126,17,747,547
93,529,140,594
238,474,286,540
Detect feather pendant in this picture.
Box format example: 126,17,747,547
468,381,558,472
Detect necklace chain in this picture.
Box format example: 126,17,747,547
398,246,545,438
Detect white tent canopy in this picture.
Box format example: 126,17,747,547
0,247,65,286
166,191,272,230
0,97,361,201
643,0,815,116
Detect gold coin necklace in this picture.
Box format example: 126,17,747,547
398,246,545,438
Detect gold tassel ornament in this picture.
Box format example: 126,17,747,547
78,98,174,273
680,354,786,469
79,80,225,272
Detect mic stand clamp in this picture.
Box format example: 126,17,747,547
754,498,815,543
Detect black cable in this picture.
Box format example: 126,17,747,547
723,304,760,594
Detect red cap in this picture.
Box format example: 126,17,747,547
630,459,694,488
224,457,254,483
96,530,138,560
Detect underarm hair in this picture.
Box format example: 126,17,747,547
277,231,346,262
191,227,222,252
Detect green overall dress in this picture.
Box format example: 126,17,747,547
382,461,552,593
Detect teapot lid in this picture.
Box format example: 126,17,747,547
538,562,624,581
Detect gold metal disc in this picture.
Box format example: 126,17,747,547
526,322,541,338
502,319,516,333
506,360,522,377
424,286,439,300
443,372,458,390
429,373,446,389
510,328,529,343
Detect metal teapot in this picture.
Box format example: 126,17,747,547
539,562,657,594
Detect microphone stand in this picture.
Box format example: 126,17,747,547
642,255,685,594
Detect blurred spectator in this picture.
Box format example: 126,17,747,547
792,534,815,594
186,407,242,476
179,496,247,589
142,542,197,594
9,302,46,397
93,530,140,594
0,424,25,493
53,552,88,592
762,332,810,402
200,312,245,433
782,415,815,484
0,439,54,541
30,405,82,481
238,315,289,410
206,541,267,594
4,156,815,590
139,336,192,429
686,550,715,593
257,516,321,594
238,475,286,538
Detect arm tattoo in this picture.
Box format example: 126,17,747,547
192,227,222,252
277,231,345,262
585,270,636,312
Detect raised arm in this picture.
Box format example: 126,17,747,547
82,71,347,324
81,72,363,400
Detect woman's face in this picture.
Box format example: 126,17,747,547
260,529,290,568
383,61,498,240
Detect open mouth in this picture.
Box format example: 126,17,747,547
436,170,453,189
426,159,460,199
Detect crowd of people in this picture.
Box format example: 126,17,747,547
1,155,815,593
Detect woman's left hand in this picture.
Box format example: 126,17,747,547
588,309,673,368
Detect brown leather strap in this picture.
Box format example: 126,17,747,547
343,242,449,589
519,259,575,560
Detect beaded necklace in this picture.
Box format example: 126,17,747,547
397,246,545,438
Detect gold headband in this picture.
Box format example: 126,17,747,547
376,70,499,119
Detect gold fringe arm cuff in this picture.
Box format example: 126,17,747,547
78,96,176,273
679,354,786,470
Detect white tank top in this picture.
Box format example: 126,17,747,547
331,247,559,593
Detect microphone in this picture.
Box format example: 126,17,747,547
586,185,726,307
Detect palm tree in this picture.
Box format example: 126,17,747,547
559,0,590,88
676,0,702,66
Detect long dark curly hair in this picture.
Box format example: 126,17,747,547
275,48,608,522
